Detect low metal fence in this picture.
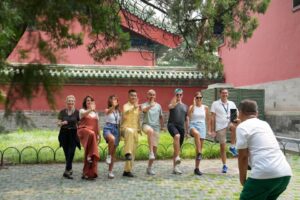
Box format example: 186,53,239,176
0,139,220,165
276,136,300,156
1,136,298,166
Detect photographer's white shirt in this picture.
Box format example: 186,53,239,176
211,99,237,131
236,118,292,179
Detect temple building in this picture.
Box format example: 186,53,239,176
1,2,222,130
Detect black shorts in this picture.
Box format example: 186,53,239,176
167,123,185,146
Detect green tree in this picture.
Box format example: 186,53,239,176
141,0,270,73
0,0,271,114
0,0,130,114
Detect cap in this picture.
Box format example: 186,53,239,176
174,88,183,94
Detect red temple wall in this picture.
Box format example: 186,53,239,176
0,85,206,112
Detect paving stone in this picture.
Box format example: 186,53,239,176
0,157,298,200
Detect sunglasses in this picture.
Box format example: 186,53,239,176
195,96,203,99
176,93,183,97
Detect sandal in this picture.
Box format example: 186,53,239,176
81,175,96,181
87,156,93,163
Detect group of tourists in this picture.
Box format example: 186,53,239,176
57,88,292,200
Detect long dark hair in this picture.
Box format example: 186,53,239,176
82,95,94,109
107,95,120,112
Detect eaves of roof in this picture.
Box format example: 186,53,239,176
119,0,178,35
3,63,222,80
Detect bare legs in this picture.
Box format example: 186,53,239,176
229,124,236,146
173,134,180,167
145,126,154,155
148,146,157,168
190,128,204,170
220,143,227,165
106,133,116,172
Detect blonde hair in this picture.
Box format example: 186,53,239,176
65,95,75,102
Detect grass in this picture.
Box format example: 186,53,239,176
0,129,233,164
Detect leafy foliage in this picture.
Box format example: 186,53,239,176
0,0,130,113
0,131,223,163
149,0,271,72
0,0,271,113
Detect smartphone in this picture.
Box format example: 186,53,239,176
230,109,237,123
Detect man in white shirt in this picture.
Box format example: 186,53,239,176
210,88,238,173
236,99,292,200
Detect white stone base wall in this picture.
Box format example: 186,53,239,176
238,77,300,138
239,77,300,111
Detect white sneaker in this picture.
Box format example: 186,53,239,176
108,171,114,179
106,155,112,165
149,152,155,160
175,156,181,165
146,167,156,175
173,165,183,175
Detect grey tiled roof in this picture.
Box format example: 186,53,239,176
4,64,222,80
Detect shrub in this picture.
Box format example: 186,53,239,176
0,130,228,164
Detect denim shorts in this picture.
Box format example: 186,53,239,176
103,123,120,146
189,122,206,139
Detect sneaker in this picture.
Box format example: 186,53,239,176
125,153,132,161
106,155,112,165
229,146,238,157
173,165,183,175
149,152,155,160
196,153,202,161
108,171,115,179
222,165,228,173
194,168,203,176
123,171,134,177
63,171,73,179
146,167,156,175
175,156,181,165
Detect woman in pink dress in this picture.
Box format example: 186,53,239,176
77,95,100,180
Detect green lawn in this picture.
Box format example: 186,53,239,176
0,129,231,164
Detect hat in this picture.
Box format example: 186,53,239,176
174,88,183,94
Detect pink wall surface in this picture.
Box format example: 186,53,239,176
7,26,155,66
219,0,300,87
7,12,181,66
0,85,205,112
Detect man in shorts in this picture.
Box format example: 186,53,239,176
210,88,238,173
167,88,188,174
142,89,164,175
236,99,292,200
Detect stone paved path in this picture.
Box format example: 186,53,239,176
0,157,299,200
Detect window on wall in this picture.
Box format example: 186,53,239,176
293,0,300,11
